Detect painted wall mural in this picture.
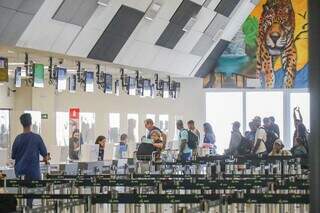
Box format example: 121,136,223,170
205,0,308,89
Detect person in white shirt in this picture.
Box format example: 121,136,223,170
252,118,267,155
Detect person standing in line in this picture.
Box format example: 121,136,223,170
228,121,242,156
144,119,167,145
11,113,48,208
187,120,200,156
116,133,128,159
203,122,216,155
95,136,106,161
269,139,291,156
177,120,192,161
252,119,267,155
69,129,81,160
269,116,280,137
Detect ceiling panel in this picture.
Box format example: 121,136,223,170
88,5,144,62
124,0,152,12
149,48,176,72
0,12,33,45
174,30,203,53
155,23,185,49
204,13,229,37
70,0,98,26
191,7,216,33
67,1,124,57
134,18,169,44
0,0,23,10
169,53,201,75
170,0,202,27
0,7,16,35
156,0,183,21
17,0,45,15
195,39,230,77
214,0,240,17
204,0,222,11
190,34,213,56
67,28,102,57
53,0,98,26
189,0,206,5
50,25,81,54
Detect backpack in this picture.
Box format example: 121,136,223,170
238,136,252,155
187,130,199,150
179,129,199,150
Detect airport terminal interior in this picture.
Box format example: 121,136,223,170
0,0,319,212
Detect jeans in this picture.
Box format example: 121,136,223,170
181,152,192,161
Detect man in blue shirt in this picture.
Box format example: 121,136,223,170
177,120,192,161
11,113,48,208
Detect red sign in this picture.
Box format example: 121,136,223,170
69,108,80,119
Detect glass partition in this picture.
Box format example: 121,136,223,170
109,113,120,143
0,110,10,148
206,92,243,154
127,113,139,143
246,92,284,139
159,114,169,134
80,112,95,144
56,112,69,146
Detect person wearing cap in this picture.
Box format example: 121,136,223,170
11,113,48,208
269,139,291,156
228,121,242,155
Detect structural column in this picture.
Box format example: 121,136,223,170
308,0,320,212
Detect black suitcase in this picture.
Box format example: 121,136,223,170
136,143,155,161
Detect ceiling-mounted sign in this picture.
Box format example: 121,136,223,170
0,57,8,82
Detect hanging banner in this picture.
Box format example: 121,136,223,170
0,57,8,82
69,108,80,160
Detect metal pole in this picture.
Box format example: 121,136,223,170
309,0,320,212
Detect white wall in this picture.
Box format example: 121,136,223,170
0,77,206,147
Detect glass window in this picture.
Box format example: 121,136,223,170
206,92,243,154
0,110,10,148
290,92,310,146
109,113,120,143
159,114,169,134
56,112,69,146
24,111,41,134
246,92,284,139
80,113,95,144
127,113,139,143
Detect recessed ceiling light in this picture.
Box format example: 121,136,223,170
145,2,162,21
97,0,110,7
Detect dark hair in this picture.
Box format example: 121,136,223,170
263,117,270,125
269,116,275,122
187,120,195,125
120,133,128,141
72,129,80,137
95,135,106,144
20,113,32,128
203,122,213,134
176,120,184,128
144,119,154,125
